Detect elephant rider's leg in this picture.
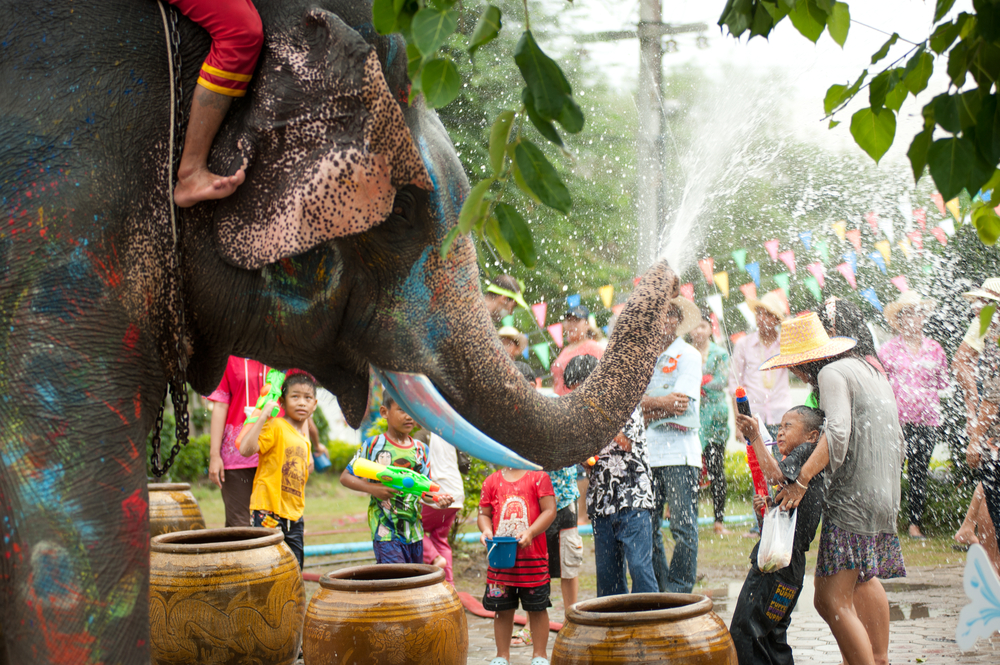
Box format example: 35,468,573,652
167,0,263,208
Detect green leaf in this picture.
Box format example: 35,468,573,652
483,214,513,263
457,177,494,234
869,69,902,110
948,39,970,87
557,97,585,134
420,58,460,108
749,4,776,38
412,8,458,56
930,17,963,54
981,304,997,334
850,107,897,163
824,83,848,115
928,136,976,200
488,110,516,176
513,140,572,213
522,88,563,147
514,31,573,122
932,93,961,133
907,126,933,182
884,82,908,112
970,41,1000,89
719,0,754,38
870,33,899,65
440,226,461,259
976,94,1000,165
826,2,850,47
508,144,540,204
406,42,423,82
495,203,537,268
958,89,983,130
372,0,399,34
903,50,934,96
935,0,957,23
787,0,826,43
972,206,1000,245
845,69,868,98
829,119,840,129
470,5,502,56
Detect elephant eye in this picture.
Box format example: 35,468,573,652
393,206,404,216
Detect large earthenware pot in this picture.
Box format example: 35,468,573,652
552,593,737,664
149,527,305,665
148,482,206,536
303,563,468,665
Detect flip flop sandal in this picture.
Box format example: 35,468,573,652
490,659,509,665
530,658,550,665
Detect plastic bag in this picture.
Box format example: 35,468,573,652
757,506,797,573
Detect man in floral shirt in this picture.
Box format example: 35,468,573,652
569,354,657,597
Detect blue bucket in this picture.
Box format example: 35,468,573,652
485,536,518,569
313,453,332,473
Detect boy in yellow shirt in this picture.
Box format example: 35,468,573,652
239,371,317,568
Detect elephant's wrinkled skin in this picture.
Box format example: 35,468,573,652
0,0,677,661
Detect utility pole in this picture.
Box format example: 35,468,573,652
636,0,664,274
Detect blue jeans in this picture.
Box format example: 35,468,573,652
650,465,700,593
592,509,659,597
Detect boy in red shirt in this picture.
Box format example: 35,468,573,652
478,466,556,665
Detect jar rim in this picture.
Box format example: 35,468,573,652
565,593,713,626
319,563,444,591
151,527,284,554
147,482,192,491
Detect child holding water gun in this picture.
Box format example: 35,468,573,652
341,396,453,564
238,371,319,569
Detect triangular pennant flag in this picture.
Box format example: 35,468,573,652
531,302,548,328
598,285,615,309
745,262,761,288
680,283,695,302
501,315,515,328
713,271,730,297
765,239,780,261
531,343,550,370
565,294,581,309
804,275,823,302
773,272,790,296
878,214,895,242
698,258,715,284
806,262,825,289
860,287,883,312
907,230,923,251
777,250,796,274
730,331,748,344
913,207,927,231
611,303,625,317
736,302,756,328
732,248,747,271
864,212,880,236
931,193,946,216
832,220,847,241
522,347,529,359
890,275,909,292
633,277,642,286
710,312,723,342
547,323,564,348
815,239,829,263
898,238,912,259
769,288,790,316
836,262,857,289
930,227,948,245
845,228,862,252
705,293,724,321
939,217,956,236
923,264,933,274
842,250,857,274
868,251,887,274
740,282,758,301
874,240,891,265
946,198,960,222
799,231,813,251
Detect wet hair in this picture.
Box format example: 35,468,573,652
382,395,396,410
564,354,599,388
282,371,317,398
513,361,537,383
787,405,824,434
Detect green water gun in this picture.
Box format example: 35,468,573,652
235,368,285,448
350,458,442,501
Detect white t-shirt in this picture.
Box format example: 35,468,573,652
645,338,703,468
426,434,465,503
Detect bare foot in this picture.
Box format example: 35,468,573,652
714,522,733,536
174,167,245,207
908,524,926,539
955,526,979,546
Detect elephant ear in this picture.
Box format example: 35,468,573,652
213,9,431,270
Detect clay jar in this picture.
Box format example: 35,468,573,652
303,563,468,665
552,593,737,664
150,527,306,665
148,482,206,536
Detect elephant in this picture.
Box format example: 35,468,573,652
0,0,677,661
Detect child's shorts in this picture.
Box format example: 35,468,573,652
482,581,551,613
545,504,583,579
373,539,423,565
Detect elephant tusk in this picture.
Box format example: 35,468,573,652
372,367,542,471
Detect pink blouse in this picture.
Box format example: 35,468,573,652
877,336,948,427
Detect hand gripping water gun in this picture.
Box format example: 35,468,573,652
350,458,442,501
735,387,770,517
234,369,286,449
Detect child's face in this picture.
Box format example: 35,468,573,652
381,402,415,435
776,412,818,456
282,383,317,422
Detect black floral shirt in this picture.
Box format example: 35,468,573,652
586,408,656,518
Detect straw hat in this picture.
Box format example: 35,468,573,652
884,291,936,331
759,312,857,370
661,296,701,339
498,325,521,340
963,277,1000,303
747,291,789,321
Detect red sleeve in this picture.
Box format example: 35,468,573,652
207,357,235,403
534,471,555,499
479,473,496,510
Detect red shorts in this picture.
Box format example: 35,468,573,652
168,0,263,97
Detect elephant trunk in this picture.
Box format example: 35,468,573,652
440,261,677,470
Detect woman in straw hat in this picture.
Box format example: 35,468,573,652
765,312,905,665
878,292,948,540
